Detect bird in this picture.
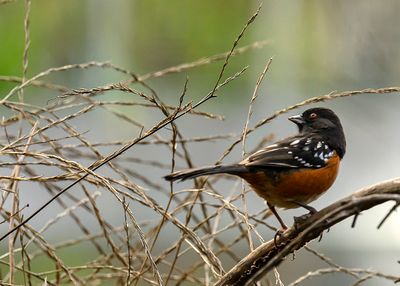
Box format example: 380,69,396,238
164,107,346,229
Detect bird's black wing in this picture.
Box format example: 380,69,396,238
242,135,335,169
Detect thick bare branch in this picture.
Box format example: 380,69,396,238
215,177,400,286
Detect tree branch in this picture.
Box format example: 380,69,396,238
215,177,400,286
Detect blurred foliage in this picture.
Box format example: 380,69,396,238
131,1,252,68
1,0,400,100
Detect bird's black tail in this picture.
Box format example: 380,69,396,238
164,164,247,182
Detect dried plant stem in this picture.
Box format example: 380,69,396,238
240,57,273,252
7,122,36,284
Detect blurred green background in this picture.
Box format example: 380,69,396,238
1,1,399,285
2,1,400,90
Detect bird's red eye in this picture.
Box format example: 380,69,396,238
309,113,318,119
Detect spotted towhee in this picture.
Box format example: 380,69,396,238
165,107,346,229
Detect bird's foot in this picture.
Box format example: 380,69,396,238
293,212,313,225
290,201,318,227
273,226,288,248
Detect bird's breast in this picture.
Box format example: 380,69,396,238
239,154,340,208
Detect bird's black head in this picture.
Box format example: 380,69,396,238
289,107,346,158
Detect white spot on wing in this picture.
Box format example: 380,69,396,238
290,139,300,146
267,143,278,149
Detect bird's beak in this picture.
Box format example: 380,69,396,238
288,114,305,127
